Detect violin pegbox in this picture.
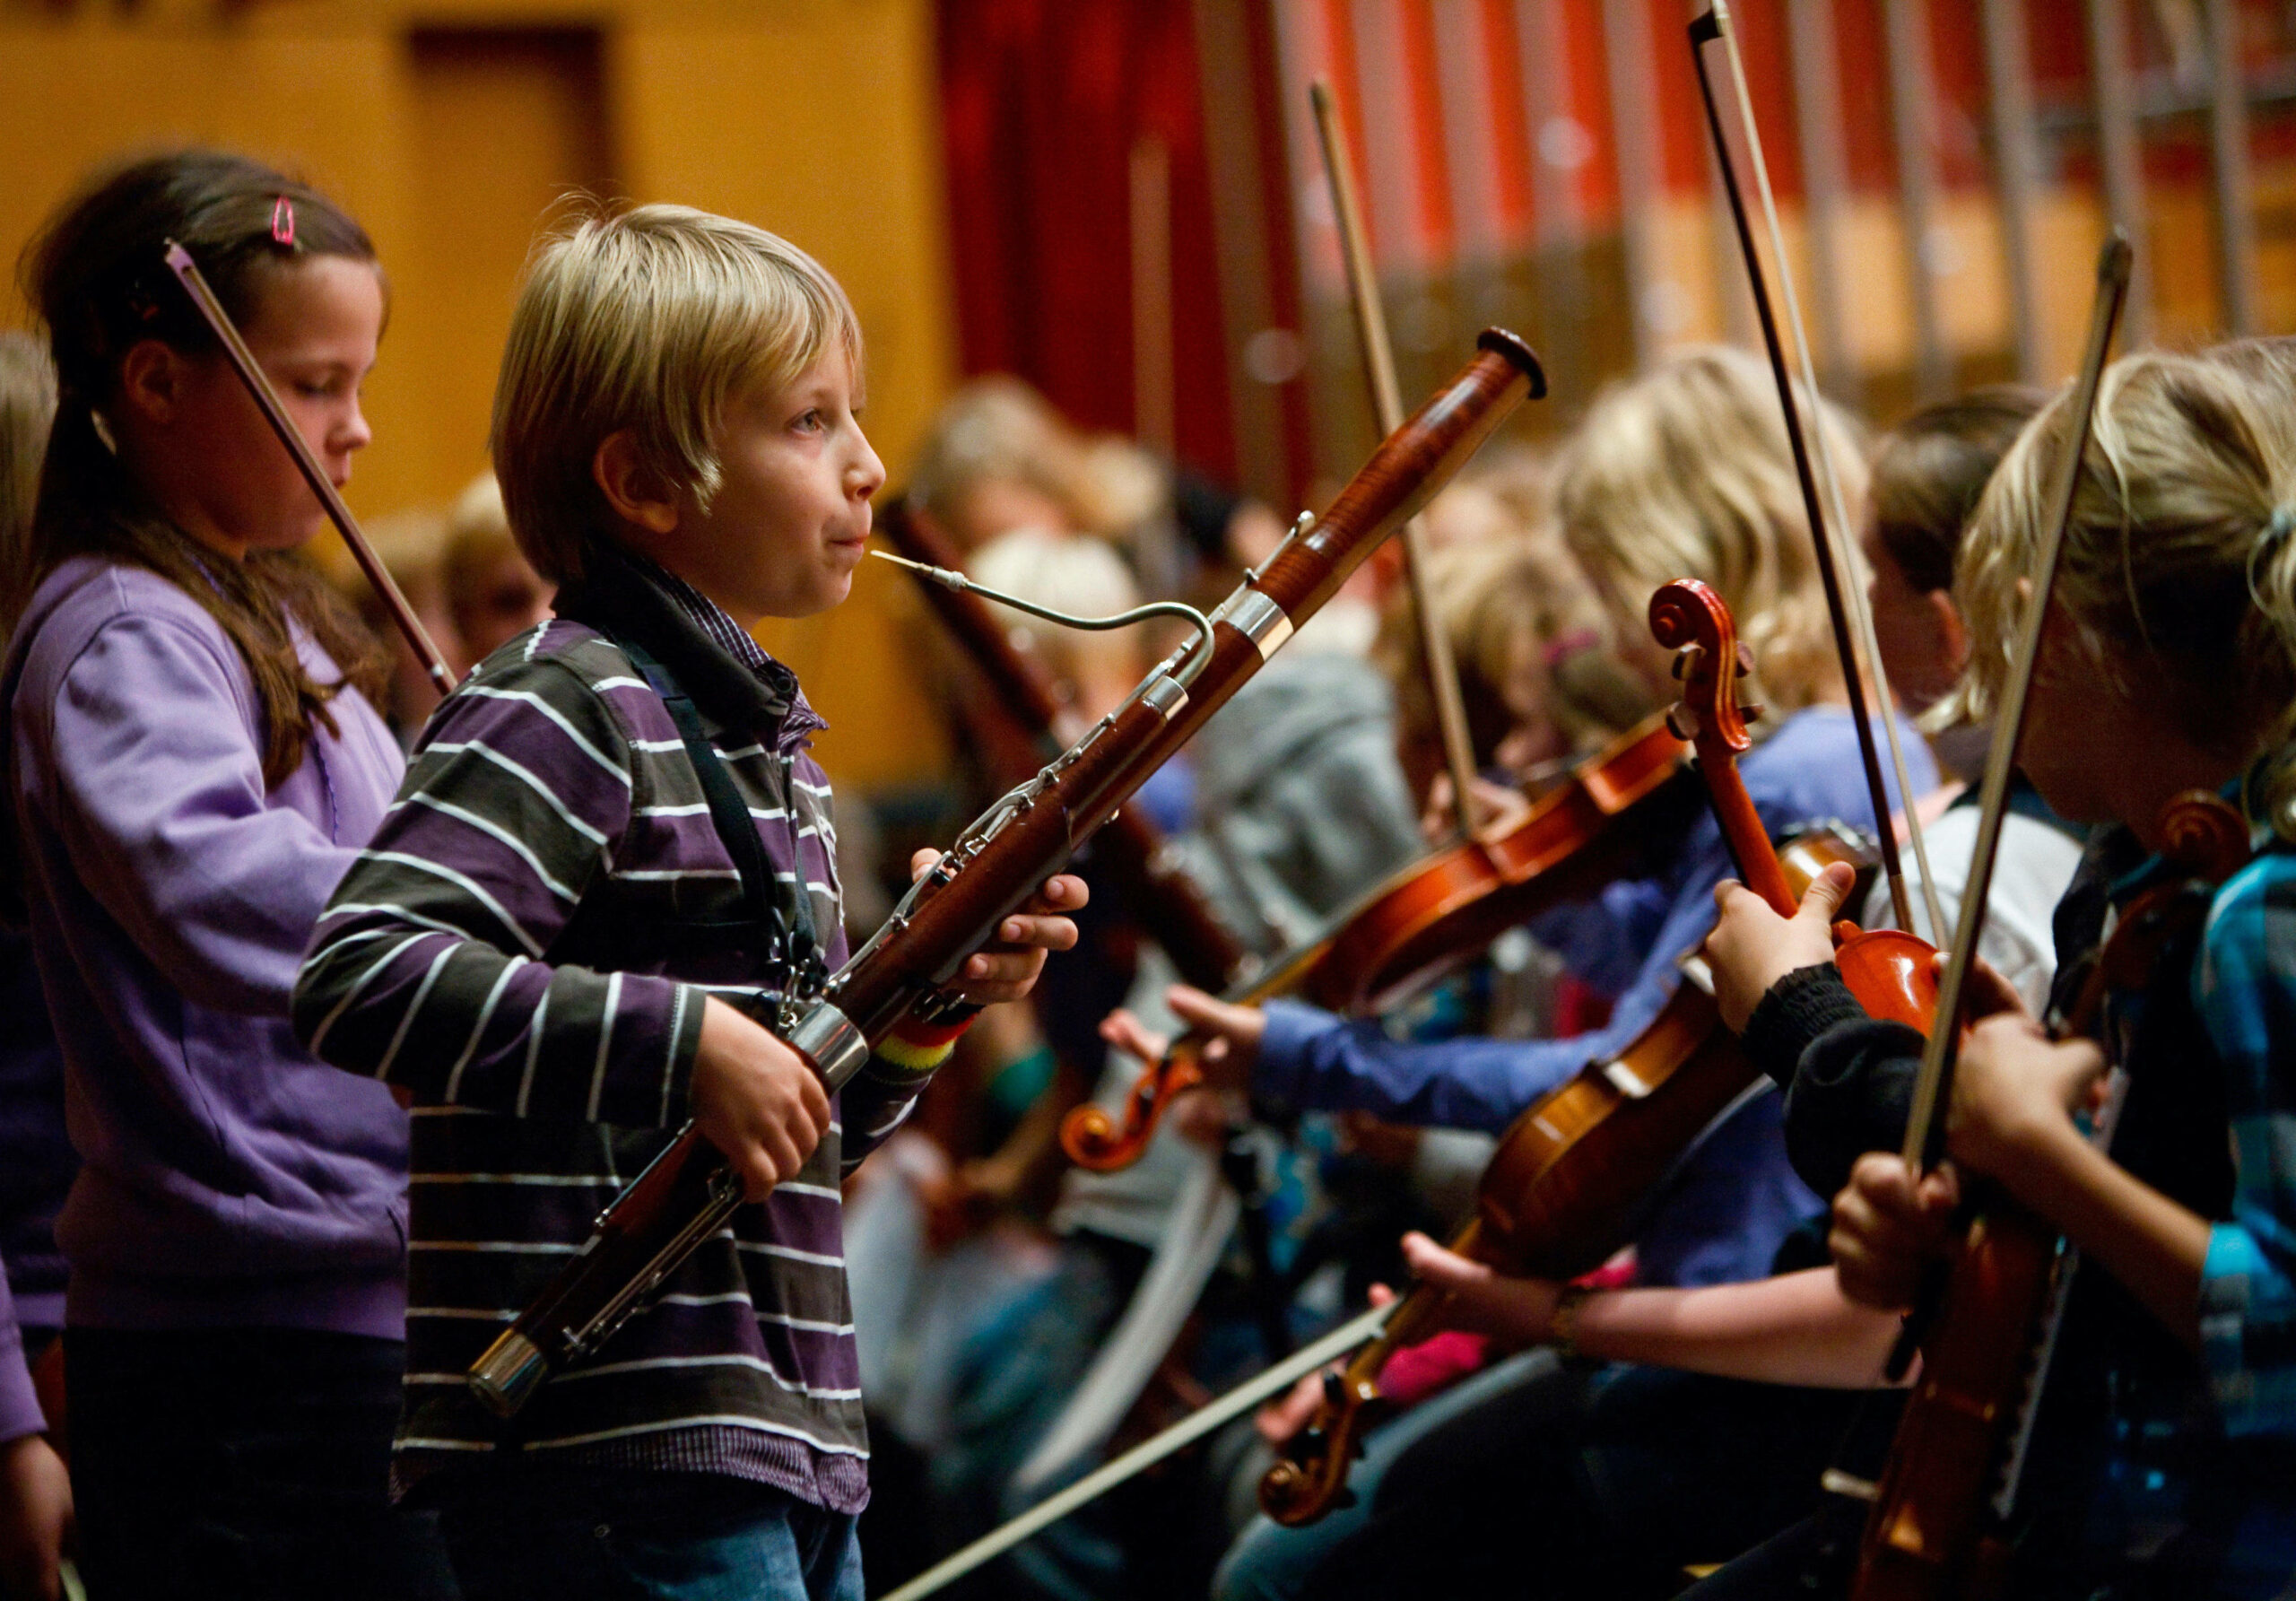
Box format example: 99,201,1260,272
1649,579,1759,758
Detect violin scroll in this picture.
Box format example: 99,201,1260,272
1059,1043,1204,1170
1650,579,1760,754
1257,1368,1382,1527
1258,1271,1453,1527
1650,579,1797,916
2154,789,2249,881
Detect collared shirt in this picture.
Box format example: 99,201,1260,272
626,551,781,691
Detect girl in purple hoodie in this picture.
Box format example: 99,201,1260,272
0,153,449,1598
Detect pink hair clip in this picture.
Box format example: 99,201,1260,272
271,196,296,248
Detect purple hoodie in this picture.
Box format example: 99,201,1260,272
3,555,408,1336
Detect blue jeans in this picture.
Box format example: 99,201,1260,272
430,1468,862,1601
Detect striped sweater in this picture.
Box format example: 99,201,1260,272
292,549,932,1512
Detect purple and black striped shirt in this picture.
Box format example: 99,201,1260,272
295,550,928,1511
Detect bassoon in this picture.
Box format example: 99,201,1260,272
466,330,1547,1415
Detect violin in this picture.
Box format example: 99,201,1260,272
877,499,1253,995
1850,791,2249,1601
1256,580,1927,1527
1650,582,1937,1031
1059,711,1699,1170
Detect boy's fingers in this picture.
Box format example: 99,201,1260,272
1165,985,1256,1039
1098,1009,1170,1062
1400,1231,1483,1291
962,948,1048,987
735,1144,783,1202
1029,874,1088,910
993,912,1080,952
1796,861,1857,924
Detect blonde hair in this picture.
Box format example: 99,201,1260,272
906,376,1134,544
492,203,863,584
1377,524,1647,762
1555,345,1867,717
966,526,1142,687
1956,349,2296,827
0,331,58,636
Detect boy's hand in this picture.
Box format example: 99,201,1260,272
1950,952,2031,1026
1420,772,1531,846
1830,1152,1960,1310
1945,1013,2105,1182
0,1431,71,1601
1706,861,1857,1032
1094,1010,1246,1146
1152,986,1266,1091
1398,1231,1561,1350
911,851,1086,1005
1098,988,1265,1093
691,996,832,1200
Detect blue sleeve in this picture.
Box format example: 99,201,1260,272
2193,857,2296,1439
1257,818,1739,1131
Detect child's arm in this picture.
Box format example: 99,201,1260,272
41,611,382,1014
296,658,718,1128
1943,1014,2210,1349
1397,1232,1906,1388
1111,838,1787,1135
1826,1013,2213,1354
0,1275,69,1601
1706,866,2028,1199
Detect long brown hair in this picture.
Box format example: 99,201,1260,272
14,150,388,788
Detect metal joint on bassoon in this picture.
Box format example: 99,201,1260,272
1209,589,1294,660
781,998,872,1092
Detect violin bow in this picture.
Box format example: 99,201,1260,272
1686,7,1943,943
163,244,458,694
1309,80,1483,842
1899,234,2131,1172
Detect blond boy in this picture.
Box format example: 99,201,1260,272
295,205,1080,1597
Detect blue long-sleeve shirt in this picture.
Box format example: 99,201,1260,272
1256,705,1935,1285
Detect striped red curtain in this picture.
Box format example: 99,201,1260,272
936,0,1238,482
